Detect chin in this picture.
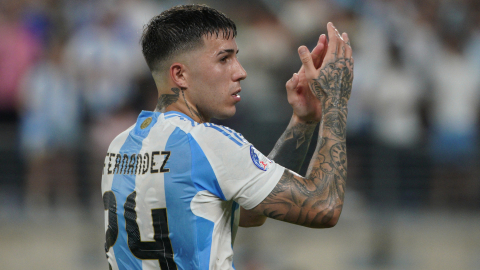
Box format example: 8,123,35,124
214,107,236,120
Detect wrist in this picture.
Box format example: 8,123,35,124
291,113,320,126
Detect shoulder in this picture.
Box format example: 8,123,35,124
190,122,249,148
107,124,136,152
190,122,276,173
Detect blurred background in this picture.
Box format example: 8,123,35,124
1,0,480,269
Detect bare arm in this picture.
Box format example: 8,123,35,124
268,34,328,172
239,119,316,227
268,116,317,172
239,34,328,227
250,23,353,228
239,118,316,227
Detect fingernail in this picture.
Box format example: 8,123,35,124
299,47,307,55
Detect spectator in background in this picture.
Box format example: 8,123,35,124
0,1,40,119
367,42,428,265
402,0,439,88
371,43,426,207
0,0,41,217
428,1,480,209
348,1,430,265
63,2,140,210
19,35,81,218
63,3,134,119
119,0,163,77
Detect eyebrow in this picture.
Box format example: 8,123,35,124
217,49,239,56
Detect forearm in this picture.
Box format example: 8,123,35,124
262,86,349,228
250,24,353,228
268,114,317,173
303,76,350,226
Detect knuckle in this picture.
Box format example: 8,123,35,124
301,55,311,63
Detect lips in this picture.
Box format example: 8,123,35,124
231,89,241,101
232,89,241,97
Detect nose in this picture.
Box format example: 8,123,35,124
233,59,247,81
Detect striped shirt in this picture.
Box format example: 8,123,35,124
102,111,283,270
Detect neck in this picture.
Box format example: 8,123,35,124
155,87,208,123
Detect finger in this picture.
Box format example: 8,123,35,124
342,32,350,47
298,46,316,79
286,73,299,91
312,34,327,69
335,27,344,41
320,33,328,65
325,22,339,60
335,28,346,58
311,40,324,69
342,32,352,59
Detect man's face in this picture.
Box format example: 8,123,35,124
185,34,247,120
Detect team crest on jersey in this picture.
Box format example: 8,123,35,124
140,117,152,129
250,145,272,171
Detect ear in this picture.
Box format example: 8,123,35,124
170,63,188,89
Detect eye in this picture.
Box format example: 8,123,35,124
220,56,228,62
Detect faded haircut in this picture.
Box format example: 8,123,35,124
141,4,237,72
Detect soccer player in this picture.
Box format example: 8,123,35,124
102,4,353,270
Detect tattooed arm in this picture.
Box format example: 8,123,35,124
249,23,354,228
268,33,328,172
239,34,328,228
240,117,317,227
268,117,317,172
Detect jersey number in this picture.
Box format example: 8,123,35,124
103,191,177,269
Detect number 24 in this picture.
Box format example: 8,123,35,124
103,191,177,269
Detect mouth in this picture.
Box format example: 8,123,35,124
231,89,241,98
231,89,241,101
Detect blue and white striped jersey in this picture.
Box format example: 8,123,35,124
102,111,283,270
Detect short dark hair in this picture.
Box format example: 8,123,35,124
141,4,237,71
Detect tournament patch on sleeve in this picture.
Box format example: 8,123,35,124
250,145,273,171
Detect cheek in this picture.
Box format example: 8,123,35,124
190,67,232,107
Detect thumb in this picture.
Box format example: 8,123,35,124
298,46,316,79
286,73,299,91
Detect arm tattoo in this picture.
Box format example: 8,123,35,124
258,55,353,227
310,57,353,139
155,88,180,112
268,122,317,173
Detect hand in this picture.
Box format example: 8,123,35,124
299,22,354,105
286,34,328,123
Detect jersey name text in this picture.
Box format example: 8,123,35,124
103,151,171,175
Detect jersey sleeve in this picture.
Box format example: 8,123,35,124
189,123,284,210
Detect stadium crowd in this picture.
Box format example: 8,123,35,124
1,0,480,220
